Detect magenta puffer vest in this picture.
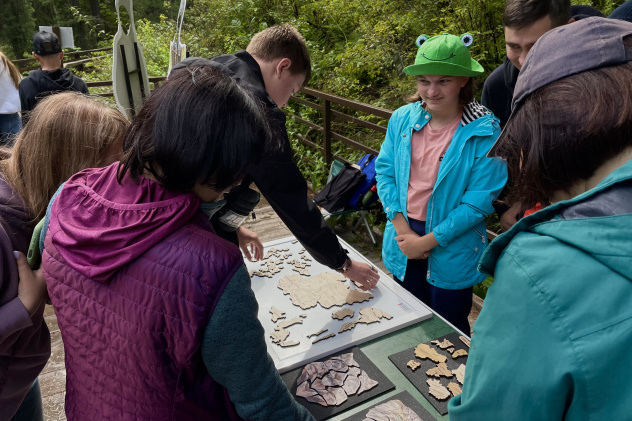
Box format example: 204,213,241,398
43,218,246,421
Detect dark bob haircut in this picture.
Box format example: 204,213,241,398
493,60,632,210
118,65,271,192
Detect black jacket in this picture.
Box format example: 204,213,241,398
480,57,519,129
177,52,348,269
19,68,89,118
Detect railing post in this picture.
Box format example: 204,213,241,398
323,99,332,165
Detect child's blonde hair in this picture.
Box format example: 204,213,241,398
0,50,22,90
246,24,311,85
0,92,128,219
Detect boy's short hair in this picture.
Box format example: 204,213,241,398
503,0,571,29
246,24,312,85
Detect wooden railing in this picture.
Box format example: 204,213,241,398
12,47,111,72
288,87,392,166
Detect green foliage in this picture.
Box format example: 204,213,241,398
473,276,494,299
1,0,36,58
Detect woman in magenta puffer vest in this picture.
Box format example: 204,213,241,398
42,65,315,420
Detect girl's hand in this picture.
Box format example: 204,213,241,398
15,251,47,316
395,233,439,260
236,227,263,261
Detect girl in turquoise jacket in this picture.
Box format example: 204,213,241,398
376,33,507,334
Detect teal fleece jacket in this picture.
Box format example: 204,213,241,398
449,159,632,420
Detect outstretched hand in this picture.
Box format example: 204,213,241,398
15,251,47,316
236,227,264,261
343,260,380,291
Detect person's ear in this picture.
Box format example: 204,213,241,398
275,58,291,78
59,51,64,61
568,17,576,24
461,76,469,87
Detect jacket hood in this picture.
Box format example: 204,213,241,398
480,159,632,281
48,163,201,283
31,68,79,91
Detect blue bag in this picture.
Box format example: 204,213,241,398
348,154,378,209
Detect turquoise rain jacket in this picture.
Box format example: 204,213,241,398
376,101,507,289
449,159,632,420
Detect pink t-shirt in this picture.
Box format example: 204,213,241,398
407,113,462,220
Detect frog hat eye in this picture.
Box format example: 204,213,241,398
416,35,429,47
461,33,473,47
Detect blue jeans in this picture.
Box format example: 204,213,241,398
395,218,473,335
11,379,44,421
0,113,21,146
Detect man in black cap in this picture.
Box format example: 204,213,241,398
19,31,89,121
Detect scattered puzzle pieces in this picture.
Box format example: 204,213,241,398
275,317,303,331
431,339,454,349
452,349,468,359
312,333,336,344
332,308,354,320
414,343,447,363
452,364,466,385
307,329,328,339
339,321,357,333
407,360,421,371
270,329,290,344
427,379,451,400
278,273,372,310
425,362,453,378
270,306,286,323
447,382,462,397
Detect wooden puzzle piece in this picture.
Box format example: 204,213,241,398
431,338,454,349
280,340,300,347
292,240,299,244
357,370,379,395
301,255,312,261
299,314,307,318
364,399,423,421
425,362,453,378
345,289,373,306
338,321,357,333
332,308,355,320
330,353,359,367
407,360,421,371
414,343,447,363
292,267,311,276
452,349,468,359
447,347,455,354
283,253,292,259
275,317,303,331
278,273,369,309
270,329,290,344
307,329,328,339
452,364,466,385
357,307,393,324
312,333,336,344
270,306,286,322
447,382,462,397
427,379,451,400
459,336,470,347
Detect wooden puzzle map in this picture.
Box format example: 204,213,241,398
245,236,433,373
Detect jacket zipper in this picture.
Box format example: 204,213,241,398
473,227,486,243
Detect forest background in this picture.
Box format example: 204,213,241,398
1,0,624,177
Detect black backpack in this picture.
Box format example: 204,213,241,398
314,163,366,213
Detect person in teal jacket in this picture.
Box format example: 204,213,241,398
449,17,632,419
376,33,507,334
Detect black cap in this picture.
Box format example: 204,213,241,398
33,31,62,56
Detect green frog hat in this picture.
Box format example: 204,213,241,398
403,33,484,76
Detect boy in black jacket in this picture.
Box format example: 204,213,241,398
19,31,89,122
174,25,379,290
